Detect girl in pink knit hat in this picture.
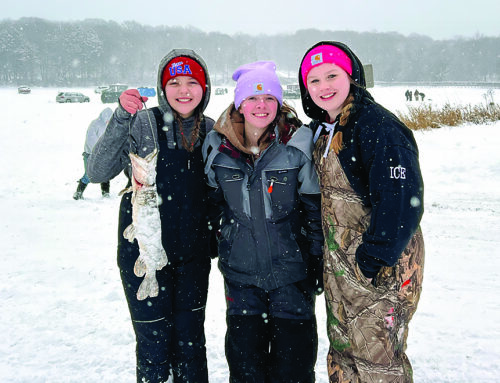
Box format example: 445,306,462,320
299,41,425,383
203,61,324,382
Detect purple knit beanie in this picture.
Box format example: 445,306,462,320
233,61,283,109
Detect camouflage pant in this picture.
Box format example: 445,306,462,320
324,227,424,383
313,137,425,382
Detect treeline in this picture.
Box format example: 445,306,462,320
1,17,499,86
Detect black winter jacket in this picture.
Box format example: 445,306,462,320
299,41,424,278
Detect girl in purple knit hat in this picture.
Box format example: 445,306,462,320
203,61,324,382
299,41,425,383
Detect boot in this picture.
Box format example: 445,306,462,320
101,181,110,197
268,317,318,383
73,180,87,200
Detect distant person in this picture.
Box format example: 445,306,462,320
419,92,426,101
73,107,113,200
298,41,425,382
414,89,420,101
405,89,411,101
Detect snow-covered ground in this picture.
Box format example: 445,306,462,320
1,84,499,382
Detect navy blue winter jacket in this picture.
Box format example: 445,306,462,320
300,41,424,278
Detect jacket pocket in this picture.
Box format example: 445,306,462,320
219,220,238,260
264,167,299,221
220,222,256,274
214,164,247,215
272,221,303,263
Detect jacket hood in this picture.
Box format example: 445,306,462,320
98,107,113,124
298,41,373,121
213,103,302,156
213,103,252,155
156,49,211,117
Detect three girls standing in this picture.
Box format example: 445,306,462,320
88,41,425,382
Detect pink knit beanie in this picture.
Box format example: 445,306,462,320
300,45,353,87
233,61,283,108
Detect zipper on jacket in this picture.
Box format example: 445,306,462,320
267,176,286,194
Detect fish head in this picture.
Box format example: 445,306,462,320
129,149,158,188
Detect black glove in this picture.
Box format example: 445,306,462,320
309,256,324,296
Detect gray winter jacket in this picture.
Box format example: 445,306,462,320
83,107,113,154
203,105,323,290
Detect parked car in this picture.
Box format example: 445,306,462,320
214,87,228,95
101,84,128,103
18,86,31,94
283,84,300,99
94,86,109,94
56,92,90,103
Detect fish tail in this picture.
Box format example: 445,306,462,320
136,273,160,301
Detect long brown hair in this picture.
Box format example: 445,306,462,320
330,78,364,154
255,101,302,147
173,106,203,152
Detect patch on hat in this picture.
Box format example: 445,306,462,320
253,82,264,93
311,53,323,66
168,61,193,76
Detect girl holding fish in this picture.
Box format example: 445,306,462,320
87,49,215,383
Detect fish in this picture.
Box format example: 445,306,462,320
121,148,168,300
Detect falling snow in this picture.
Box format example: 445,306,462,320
1,85,499,382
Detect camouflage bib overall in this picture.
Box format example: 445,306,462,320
314,135,425,383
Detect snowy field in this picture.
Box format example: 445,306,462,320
1,84,499,382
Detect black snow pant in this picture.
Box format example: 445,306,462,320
226,315,318,383
118,247,211,383
224,280,318,383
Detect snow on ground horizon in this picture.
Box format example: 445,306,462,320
1,84,499,382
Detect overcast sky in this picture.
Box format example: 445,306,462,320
4,0,499,40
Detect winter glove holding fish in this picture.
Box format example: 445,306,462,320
119,89,148,114
120,149,168,300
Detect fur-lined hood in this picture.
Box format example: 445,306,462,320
212,103,254,155
212,102,302,156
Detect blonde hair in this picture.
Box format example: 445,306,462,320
330,93,354,154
